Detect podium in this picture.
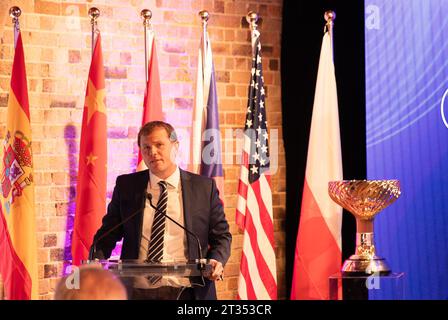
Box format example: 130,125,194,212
83,259,212,300
329,272,405,300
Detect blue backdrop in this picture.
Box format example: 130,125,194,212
365,0,448,299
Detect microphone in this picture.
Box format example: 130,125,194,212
89,194,146,261
146,192,207,270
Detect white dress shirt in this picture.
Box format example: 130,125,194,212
136,166,190,288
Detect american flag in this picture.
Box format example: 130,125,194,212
236,30,277,300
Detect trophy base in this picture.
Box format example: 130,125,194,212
341,255,391,275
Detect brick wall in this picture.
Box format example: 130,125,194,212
0,0,285,300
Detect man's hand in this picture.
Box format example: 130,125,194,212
207,259,224,281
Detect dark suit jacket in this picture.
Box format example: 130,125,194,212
91,168,232,300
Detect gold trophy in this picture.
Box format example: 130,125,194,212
328,180,401,275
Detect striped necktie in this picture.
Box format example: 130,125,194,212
147,180,168,263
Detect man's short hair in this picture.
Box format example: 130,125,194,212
54,265,127,300
137,121,178,147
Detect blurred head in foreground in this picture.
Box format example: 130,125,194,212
54,265,127,300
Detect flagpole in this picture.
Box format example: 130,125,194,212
199,10,209,73
246,11,259,49
9,6,21,48
324,10,336,49
141,9,152,83
88,7,100,57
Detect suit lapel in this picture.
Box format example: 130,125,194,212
180,169,194,260
134,170,149,254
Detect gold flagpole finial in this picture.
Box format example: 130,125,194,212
246,11,258,31
199,10,209,24
9,6,21,20
324,10,336,34
88,7,100,24
324,10,336,22
141,9,152,27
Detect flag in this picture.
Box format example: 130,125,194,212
189,27,224,199
72,33,107,266
137,31,163,171
236,31,277,300
0,32,38,299
290,29,343,300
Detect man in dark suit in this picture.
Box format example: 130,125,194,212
90,121,231,300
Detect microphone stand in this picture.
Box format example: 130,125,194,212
146,193,206,271
89,194,146,261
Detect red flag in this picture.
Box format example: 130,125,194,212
290,29,343,299
0,205,31,299
0,32,38,300
72,33,107,265
137,32,163,171
236,31,277,300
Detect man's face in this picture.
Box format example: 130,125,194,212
140,127,178,179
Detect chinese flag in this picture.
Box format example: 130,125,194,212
72,33,107,265
0,32,38,299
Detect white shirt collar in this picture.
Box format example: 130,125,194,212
149,166,180,190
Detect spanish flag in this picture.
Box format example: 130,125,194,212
72,33,107,265
0,32,38,300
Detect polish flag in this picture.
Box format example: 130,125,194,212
290,29,343,300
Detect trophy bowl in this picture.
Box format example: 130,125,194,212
328,180,401,275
